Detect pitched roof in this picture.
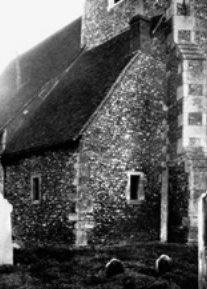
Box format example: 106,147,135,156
0,17,82,130
0,18,134,156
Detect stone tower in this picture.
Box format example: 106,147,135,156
164,0,207,242
80,0,207,243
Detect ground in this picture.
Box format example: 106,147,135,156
0,242,198,289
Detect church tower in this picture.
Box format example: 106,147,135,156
80,0,207,244
164,0,207,242
81,0,145,49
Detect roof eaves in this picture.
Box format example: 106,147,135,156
3,138,79,161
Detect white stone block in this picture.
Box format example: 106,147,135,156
68,213,78,222
182,60,188,72
198,193,207,289
12,243,21,250
0,194,13,265
183,84,189,97
183,97,206,113
174,16,195,31
75,229,87,247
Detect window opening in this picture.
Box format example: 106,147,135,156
31,175,41,203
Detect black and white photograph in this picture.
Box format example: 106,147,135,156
0,0,206,288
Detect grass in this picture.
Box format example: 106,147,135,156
0,242,198,289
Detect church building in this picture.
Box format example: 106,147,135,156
0,0,206,246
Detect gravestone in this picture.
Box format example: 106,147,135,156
0,194,13,265
105,258,124,278
75,152,93,246
155,254,173,275
198,192,207,289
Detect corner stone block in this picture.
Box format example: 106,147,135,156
177,138,183,154
177,85,183,101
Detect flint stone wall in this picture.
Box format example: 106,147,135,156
80,51,166,245
3,147,77,246
81,0,171,49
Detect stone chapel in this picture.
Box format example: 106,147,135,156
0,0,206,246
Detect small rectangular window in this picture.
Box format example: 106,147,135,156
130,175,140,200
126,172,145,204
31,175,41,203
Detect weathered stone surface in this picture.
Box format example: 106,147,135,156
81,52,166,244
168,163,189,243
198,193,207,289
82,0,143,49
81,0,172,49
4,148,77,246
2,0,207,247
165,0,207,243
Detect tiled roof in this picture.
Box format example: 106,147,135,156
0,19,134,156
0,17,82,130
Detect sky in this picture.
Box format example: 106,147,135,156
0,0,84,74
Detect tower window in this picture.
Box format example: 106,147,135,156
31,175,41,204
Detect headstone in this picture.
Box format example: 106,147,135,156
0,194,13,265
160,168,169,242
155,254,173,275
105,258,124,278
198,192,207,289
75,152,93,247
75,219,87,247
